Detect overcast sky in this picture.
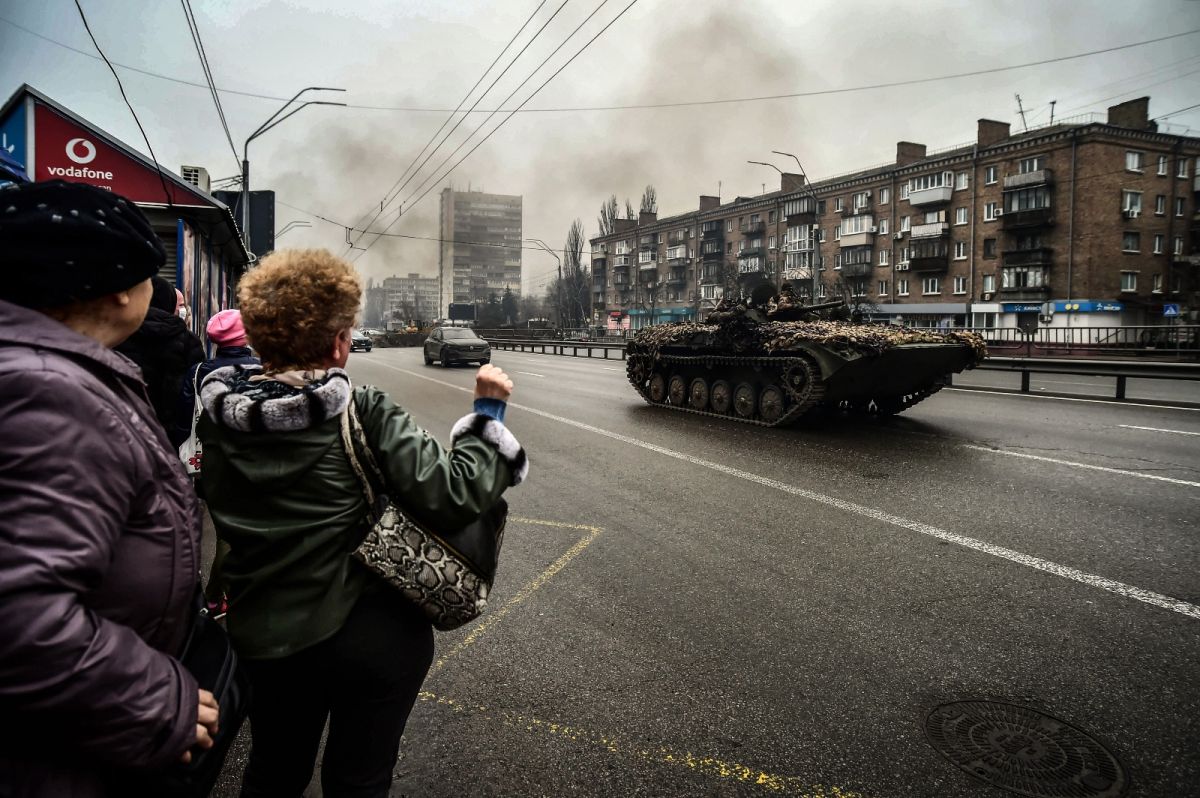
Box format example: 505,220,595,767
2,0,1199,295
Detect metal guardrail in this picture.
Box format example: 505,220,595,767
967,356,1200,401
485,337,627,360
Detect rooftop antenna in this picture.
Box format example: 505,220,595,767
718,180,722,202
1015,93,1029,132
1049,99,1056,125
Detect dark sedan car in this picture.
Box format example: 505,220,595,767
350,330,373,353
424,327,490,367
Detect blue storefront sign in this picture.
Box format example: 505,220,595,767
1053,300,1124,313
1002,303,1043,313
0,99,28,181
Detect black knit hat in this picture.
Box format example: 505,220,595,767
0,180,166,307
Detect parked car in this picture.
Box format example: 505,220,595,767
350,329,373,353
424,327,490,367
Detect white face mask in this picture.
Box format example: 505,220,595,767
178,307,189,322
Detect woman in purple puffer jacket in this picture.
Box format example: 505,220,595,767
0,181,216,796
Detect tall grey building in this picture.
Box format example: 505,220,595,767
438,188,523,316
381,273,439,324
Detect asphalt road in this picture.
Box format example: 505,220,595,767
213,346,1200,797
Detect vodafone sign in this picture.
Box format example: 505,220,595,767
33,103,208,206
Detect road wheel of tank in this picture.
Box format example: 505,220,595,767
668,374,687,406
733,382,757,419
688,378,710,411
759,385,786,424
710,380,732,414
648,372,668,403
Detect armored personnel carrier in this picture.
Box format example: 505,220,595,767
625,286,986,427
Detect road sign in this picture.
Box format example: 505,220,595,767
1163,303,1180,318
0,99,28,177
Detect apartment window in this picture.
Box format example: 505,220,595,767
982,274,996,293
853,191,870,209
1018,156,1044,174
879,187,890,204
1122,190,1142,214
1121,271,1137,292
818,227,826,242
1156,195,1166,215
1176,198,1186,217
1007,187,1051,213
1174,274,1183,292
984,165,998,185
955,207,969,225
1122,232,1140,252
953,276,967,295
726,220,733,232
901,184,910,200
1175,236,1185,255
1154,234,1164,254
954,241,968,260
750,214,760,225
1158,155,1169,176
878,280,888,296
899,246,909,265
726,242,733,253
817,200,826,215
817,283,827,299
879,249,889,266
1002,266,1046,289
878,218,889,235
768,235,777,250
768,210,777,223
834,197,844,212
834,253,842,269
897,278,910,296
1178,159,1189,179
983,238,997,258
984,202,999,221
955,171,969,190
901,215,911,232
922,276,941,295
834,225,841,241
1125,151,1144,172
1153,274,1163,293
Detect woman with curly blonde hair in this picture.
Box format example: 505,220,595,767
198,249,527,797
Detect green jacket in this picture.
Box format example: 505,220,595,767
197,369,525,659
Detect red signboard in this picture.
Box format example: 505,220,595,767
33,103,210,206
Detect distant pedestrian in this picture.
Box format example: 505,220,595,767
198,248,527,798
0,180,217,796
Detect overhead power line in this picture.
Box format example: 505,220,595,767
6,13,1197,114
72,0,174,207
179,0,239,171
345,0,568,256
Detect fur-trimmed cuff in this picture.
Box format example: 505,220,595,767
451,413,528,486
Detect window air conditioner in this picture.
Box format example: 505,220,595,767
894,231,904,240
994,210,1004,217
981,291,994,301
869,226,878,233
1124,209,1140,219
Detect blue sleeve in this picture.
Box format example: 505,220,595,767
473,397,507,424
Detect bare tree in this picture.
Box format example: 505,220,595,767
831,275,879,321
639,184,657,214
560,218,590,328
625,198,636,220
597,194,619,236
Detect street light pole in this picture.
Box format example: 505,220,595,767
241,87,346,257
525,238,562,328
747,160,785,291
275,220,312,241
772,150,822,303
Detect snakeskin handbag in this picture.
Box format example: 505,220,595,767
340,399,507,631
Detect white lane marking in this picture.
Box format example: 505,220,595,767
945,387,1200,412
1118,424,1200,437
602,367,624,371
963,444,1200,488
516,371,545,378
371,362,1200,621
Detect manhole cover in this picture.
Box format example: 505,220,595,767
925,701,1128,797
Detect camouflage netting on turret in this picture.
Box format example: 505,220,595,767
628,319,988,365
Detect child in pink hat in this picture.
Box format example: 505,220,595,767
206,309,249,348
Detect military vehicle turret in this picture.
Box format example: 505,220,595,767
625,285,986,426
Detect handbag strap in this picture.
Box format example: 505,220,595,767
340,396,378,516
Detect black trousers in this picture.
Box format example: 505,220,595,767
238,588,434,798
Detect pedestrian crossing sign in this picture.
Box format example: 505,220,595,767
1163,303,1180,317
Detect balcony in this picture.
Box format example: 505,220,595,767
908,185,953,206
700,267,723,285
667,232,687,246
701,222,724,238
846,201,872,216
841,262,872,278
784,198,816,221
740,241,763,257
639,234,657,248
740,219,766,234
909,241,949,272
1003,169,1054,190
666,245,688,262
738,257,765,275
592,292,606,310
910,221,949,239
839,229,875,248
591,255,607,268
999,284,1050,301
701,247,724,261
667,267,687,285
1002,247,1053,268
1001,207,1054,229
613,255,631,268
639,261,659,274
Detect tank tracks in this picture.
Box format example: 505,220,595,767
626,352,827,427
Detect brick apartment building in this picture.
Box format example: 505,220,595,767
381,272,439,324
588,97,1199,331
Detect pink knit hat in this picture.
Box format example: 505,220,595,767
206,309,247,346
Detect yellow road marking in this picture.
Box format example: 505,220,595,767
429,516,602,674
417,690,863,797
